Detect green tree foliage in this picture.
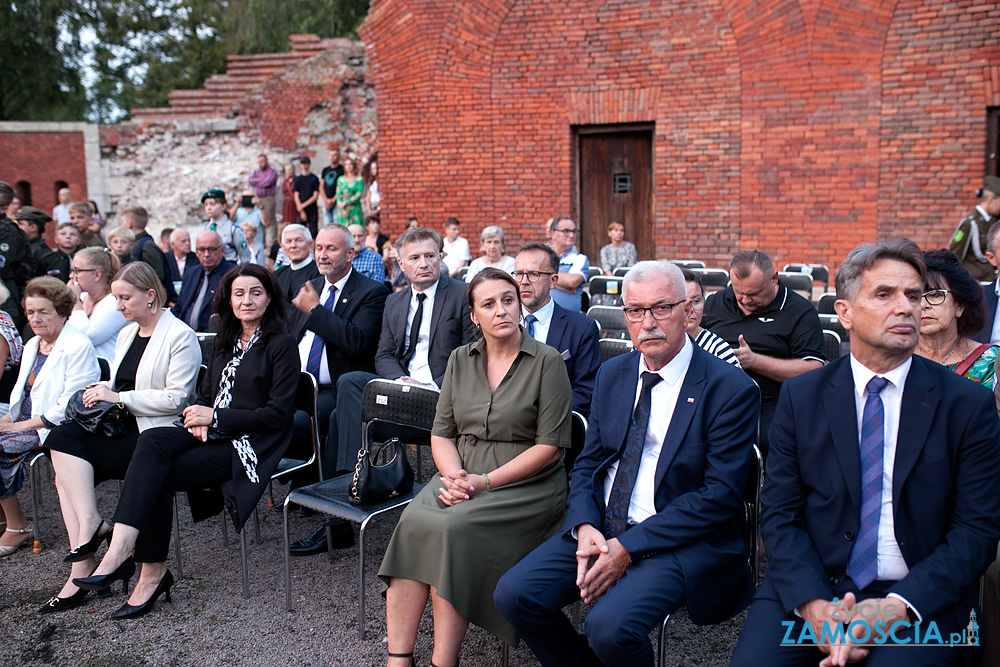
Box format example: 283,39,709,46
1,0,369,123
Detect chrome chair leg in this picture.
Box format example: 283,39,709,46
358,516,369,640
220,513,229,547
253,507,261,545
501,641,509,667
239,526,249,599
172,495,184,579
284,498,293,611
657,613,671,667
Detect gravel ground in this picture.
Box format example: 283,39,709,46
1,460,746,667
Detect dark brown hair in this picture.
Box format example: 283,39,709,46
24,276,76,319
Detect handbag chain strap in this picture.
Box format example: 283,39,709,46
349,446,369,500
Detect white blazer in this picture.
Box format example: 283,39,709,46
107,310,202,432
9,323,100,443
67,292,127,361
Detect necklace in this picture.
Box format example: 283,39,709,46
941,341,959,365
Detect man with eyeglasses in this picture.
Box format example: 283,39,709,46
515,242,600,416
496,259,759,666
173,230,234,331
701,249,824,456
547,216,590,312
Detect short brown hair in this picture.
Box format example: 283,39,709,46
395,227,443,253
24,276,76,318
607,221,624,232
516,242,559,273
68,201,93,216
121,206,149,230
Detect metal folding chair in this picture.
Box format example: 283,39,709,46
777,271,814,304
598,338,633,364
588,276,624,307
691,268,729,292
783,263,830,293
670,259,706,269
586,305,628,339
822,330,843,360
817,292,837,314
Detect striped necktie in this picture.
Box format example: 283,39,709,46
848,375,889,590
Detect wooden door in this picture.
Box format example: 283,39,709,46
577,128,654,266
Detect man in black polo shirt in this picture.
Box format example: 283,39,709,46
701,249,824,455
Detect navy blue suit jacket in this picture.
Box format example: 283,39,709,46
172,259,234,331
760,354,1000,622
565,343,759,624
974,280,998,343
545,303,600,417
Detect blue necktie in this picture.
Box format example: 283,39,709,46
849,375,889,590
604,371,662,537
525,314,538,339
305,286,338,378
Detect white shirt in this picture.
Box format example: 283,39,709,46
298,269,353,386
174,253,189,277
990,280,1000,345
67,292,127,361
405,281,438,387
522,298,555,346
849,354,920,619
52,203,71,224
465,255,516,282
442,236,471,275
602,336,694,525
290,256,315,271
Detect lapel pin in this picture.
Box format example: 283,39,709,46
342,298,348,303
687,397,694,403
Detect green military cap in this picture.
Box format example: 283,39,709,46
201,189,226,203
12,206,52,223
984,176,1000,197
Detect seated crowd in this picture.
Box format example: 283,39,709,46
2,175,1000,667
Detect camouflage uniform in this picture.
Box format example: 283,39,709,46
948,206,996,283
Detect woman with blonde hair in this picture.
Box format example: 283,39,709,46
68,247,125,360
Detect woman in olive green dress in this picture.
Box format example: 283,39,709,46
380,267,573,667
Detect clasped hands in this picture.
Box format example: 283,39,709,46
799,592,910,666
436,470,487,506
180,405,215,442
574,523,631,604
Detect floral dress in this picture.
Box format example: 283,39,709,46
334,175,363,226
0,354,45,498
945,344,998,389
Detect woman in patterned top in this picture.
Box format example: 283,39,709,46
681,268,740,367
599,221,637,275
917,249,996,388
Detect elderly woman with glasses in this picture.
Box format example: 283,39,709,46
916,249,996,388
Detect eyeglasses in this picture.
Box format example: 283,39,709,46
921,289,951,306
554,228,577,235
70,268,97,275
196,246,222,254
688,296,704,307
512,271,554,283
622,300,687,322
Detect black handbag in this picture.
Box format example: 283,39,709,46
349,437,414,504
64,388,130,438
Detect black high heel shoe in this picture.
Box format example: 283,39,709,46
38,588,89,614
110,570,174,620
73,557,136,594
64,523,112,563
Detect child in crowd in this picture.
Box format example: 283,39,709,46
106,227,137,266
41,222,81,283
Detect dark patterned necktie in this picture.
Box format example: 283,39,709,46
604,371,662,537
848,375,888,590
305,286,337,378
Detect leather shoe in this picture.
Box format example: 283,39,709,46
295,506,316,518
289,520,354,556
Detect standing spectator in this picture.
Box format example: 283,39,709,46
248,154,278,250
281,164,298,225
121,207,166,290
52,188,72,224
948,175,1000,283
0,183,32,325
230,189,268,242
363,156,381,221
320,147,344,227
201,189,250,265
334,156,364,227
441,217,471,277
158,228,173,255
273,224,318,302
164,228,197,304
293,156,321,237
599,220,637,275
465,226,515,282
106,227,137,267
12,206,53,267
68,202,104,249
348,224,386,283
173,230,234,332
40,222,80,283
88,201,104,233
240,221,266,266
67,247,126,360
548,216,590,312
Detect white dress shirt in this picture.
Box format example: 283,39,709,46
603,335,693,525
405,280,438,387
522,298,555,346
849,354,920,619
298,269,352,386
174,253,188,277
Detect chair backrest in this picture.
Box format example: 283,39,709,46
782,263,830,291
197,332,217,364
361,378,440,434
817,292,837,314
587,266,603,280
691,267,730,291
97,357,111,382
599,338,633,364
456,266,469,281
777,271,814,303
818,314,848,340
295,371,319,420
564,411,588,476
586,305,629,339
613,267,630,277
822,330,842,361
588,276,624,306
671,259,706,269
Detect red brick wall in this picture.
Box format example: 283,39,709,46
362,0,1000,273
0,131,87,216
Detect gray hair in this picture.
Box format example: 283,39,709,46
318,222,354,248
480,225,505,244
622,260,686,302
281,223,313,244
835,239,926,302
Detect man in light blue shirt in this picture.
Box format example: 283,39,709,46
548,216,589,312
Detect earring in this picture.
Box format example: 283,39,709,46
148,302,154,308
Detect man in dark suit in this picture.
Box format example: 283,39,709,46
163,228,198,305
495,260,759,666
290,226,475,555
515,242,600,416
173,230,233,331
274,223,319,301
973,219,1000,344
730,240,1000,667
287,224,388,465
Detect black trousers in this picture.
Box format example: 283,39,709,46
112,426,231,563
45,418,140,483
290,385,337,485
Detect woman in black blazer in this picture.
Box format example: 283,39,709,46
73,263,300,619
